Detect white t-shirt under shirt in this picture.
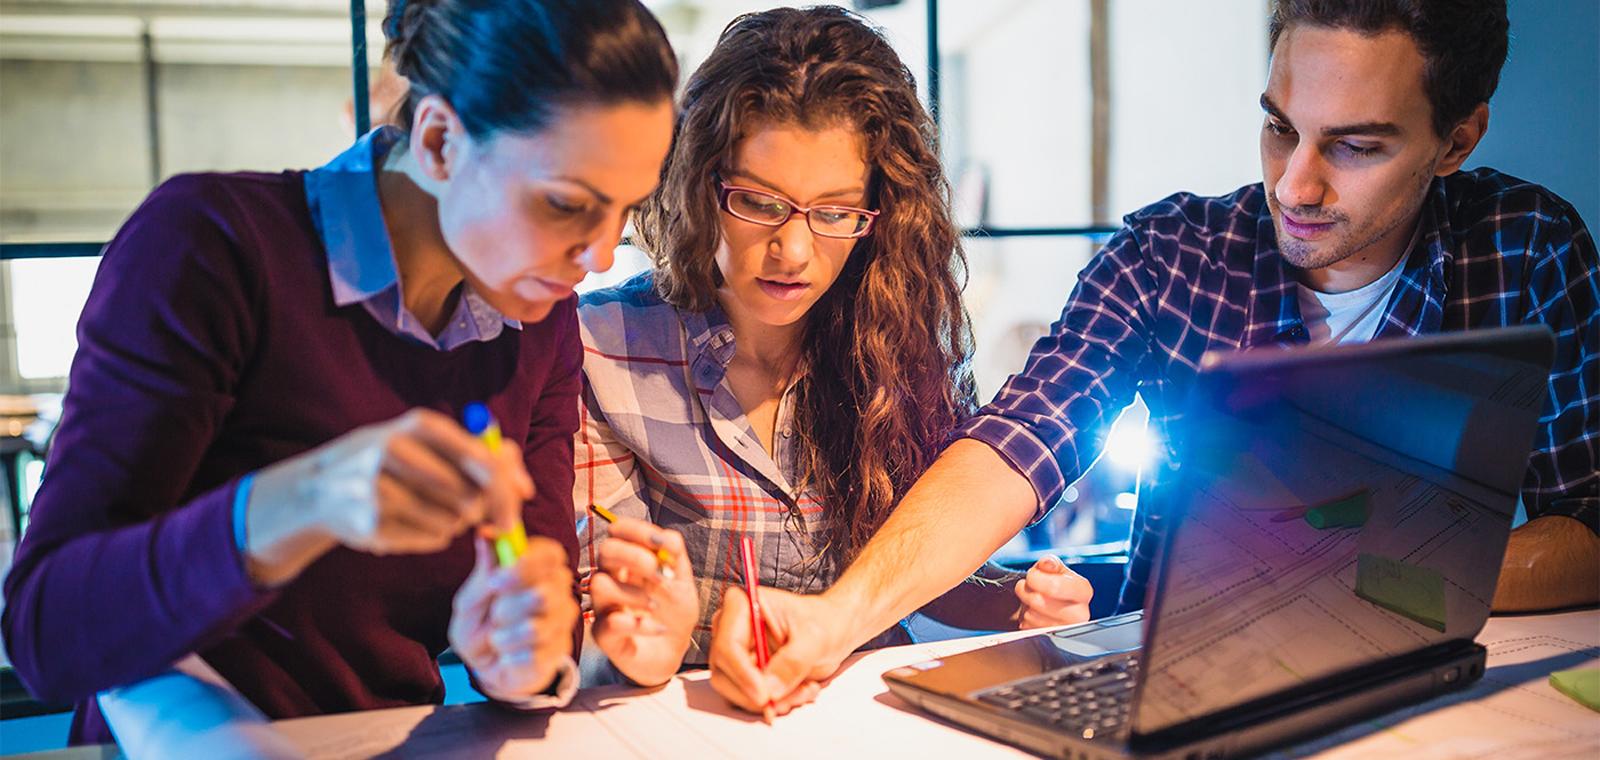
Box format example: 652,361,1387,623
1296,247,1410,345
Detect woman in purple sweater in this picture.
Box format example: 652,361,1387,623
1,0,675,744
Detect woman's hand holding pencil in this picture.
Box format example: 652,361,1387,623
241,407,532,588
588,508,698,688
449,534,579,701
707,583,837,720
444,401,579,703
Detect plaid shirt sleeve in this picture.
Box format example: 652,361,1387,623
955,227,1152,519
1517,195,1599,533
573,378,650,616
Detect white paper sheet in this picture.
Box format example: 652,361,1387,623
98,654,302,759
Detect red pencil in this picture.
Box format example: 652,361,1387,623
738,534,775,722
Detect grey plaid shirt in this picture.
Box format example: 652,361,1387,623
575,273,907,664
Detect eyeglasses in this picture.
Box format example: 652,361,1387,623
715,177,879,239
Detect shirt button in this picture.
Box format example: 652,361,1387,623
782,429,793,438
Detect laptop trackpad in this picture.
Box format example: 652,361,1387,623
1049,615,1143,660
886,615,1145,698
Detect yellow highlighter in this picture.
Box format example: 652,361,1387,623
464,402,527,568
589,503,677,580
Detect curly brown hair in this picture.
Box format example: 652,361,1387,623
635,6,977,568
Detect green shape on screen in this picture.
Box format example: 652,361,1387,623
1305,490,1369,530
1355,553,1447,632
1549,669,1600,712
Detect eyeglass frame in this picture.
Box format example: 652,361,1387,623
714,174,881,239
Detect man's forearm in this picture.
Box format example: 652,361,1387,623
822,438,1041,648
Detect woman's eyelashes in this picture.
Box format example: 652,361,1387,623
544,193,591,216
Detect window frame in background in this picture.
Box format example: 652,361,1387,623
0,0,1136,726
0,0,1128,548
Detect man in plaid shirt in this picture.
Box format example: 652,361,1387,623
709,0,1597,710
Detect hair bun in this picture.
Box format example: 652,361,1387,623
384,0,407,41
383,0,434,77
381,0,678,137
383,0,434,46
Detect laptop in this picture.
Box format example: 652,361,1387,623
884,325,1556,759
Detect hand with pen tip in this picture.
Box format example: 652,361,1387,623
707,586,838,718
242,408,532,587
588,514,698,687
241,406,579,699
446,402,580,702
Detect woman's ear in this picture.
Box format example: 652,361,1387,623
410,94,469,183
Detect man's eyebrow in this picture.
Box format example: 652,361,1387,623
1260,93,1402,138
1260,93,1290,124
1322,121,1401,138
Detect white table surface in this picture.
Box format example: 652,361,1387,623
259,608,1599,759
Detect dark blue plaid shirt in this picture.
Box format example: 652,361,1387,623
953,168,1599,614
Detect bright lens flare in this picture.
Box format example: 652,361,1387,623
1105,423,1157,472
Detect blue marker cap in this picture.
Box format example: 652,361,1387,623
463,402,491,435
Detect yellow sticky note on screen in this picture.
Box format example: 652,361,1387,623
1355,553,1447,632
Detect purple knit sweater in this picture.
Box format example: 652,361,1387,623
0,172,582,744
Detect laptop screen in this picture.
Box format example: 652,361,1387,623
1129,330,1552,737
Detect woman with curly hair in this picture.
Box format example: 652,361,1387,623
574,6,1092,706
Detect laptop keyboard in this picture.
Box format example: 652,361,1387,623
974,653,1141,740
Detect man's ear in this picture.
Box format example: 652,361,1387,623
409,94,468,183
1435,102,1489,177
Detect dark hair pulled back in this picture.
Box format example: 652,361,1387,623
382,0,678,138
